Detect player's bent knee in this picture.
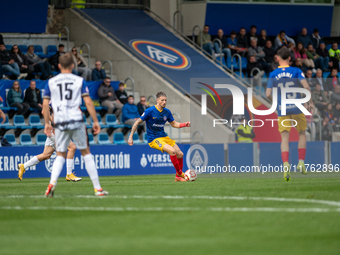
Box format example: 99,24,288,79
177,151,184,158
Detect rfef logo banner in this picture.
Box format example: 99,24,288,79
0,144,224,179
129,40,191,70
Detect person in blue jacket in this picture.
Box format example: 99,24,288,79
122,95,145,134
91,61,106,81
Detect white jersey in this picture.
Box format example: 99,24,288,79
43,73,89,130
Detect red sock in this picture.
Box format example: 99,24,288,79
170,155,182,176
281,151,289,163
177,157,183,172
298,148,306,161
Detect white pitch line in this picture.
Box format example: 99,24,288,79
1,194,340,207
0,206,339,213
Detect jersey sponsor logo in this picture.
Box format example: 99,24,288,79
129,40,191,70
152,124,165,127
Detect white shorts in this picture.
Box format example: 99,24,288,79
45,132,56,150
55,123,88,152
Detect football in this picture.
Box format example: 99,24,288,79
184,169,197,181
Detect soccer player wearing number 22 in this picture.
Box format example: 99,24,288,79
128,92,190,181
42,52,108,197
266,47,314,181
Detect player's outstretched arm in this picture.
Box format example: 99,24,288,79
83,96,101,135
170,121,191,129
0,109,6,124
43,98,52,137
128,118,143,146
265,88,272,100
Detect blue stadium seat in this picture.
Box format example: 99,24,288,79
5,45,12,50
91,114,109,128
47,45,57,57
327,44,332,51
113,132,126,145
128,132,141,144
323,72,330,79
18,45,28,54
36,134,47,146
33,45,49,58
0,115,10,127
20,134,33,146
4,134,17,146
98,133,111,145
143,132,148,143
106,114,125,128
29,115,43,128
88,133,96,145
13,115,29,129
226,57,239,70
241,57,247,70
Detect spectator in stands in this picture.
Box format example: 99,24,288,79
214,29,231,59
137,95,149,116
297,28,313,49
197,25,214,55
25,45,53,80
71,47,91,81
236,28,248,56
246,25,258,46
305,69,314,89
323,103,334,120
24,80,42,117
98,77,123,118
248,39,270,75
227,31,246,57
319,116,332,141
92,61,106,81
115,82,128,105
294,42,315,71
288,43,296,65
311,28,322,50
316,42,332,70
294,58,308,73
263,40,275,64
10,45,34,80
306,44,329,71
329,42,340,70
247,55,264,80
0,34,3,45
122,95,145,134
315,69,326,91
0,44,26,80
274,30,295,50
270,54,279,72
7,81,30,116
332,102,340,126
326,68,339,92
258,29,269,48
331,85,340,105
49,44,65,72
312,83,328,112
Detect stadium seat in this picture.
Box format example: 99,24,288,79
88,133,96,145
323,72,330,79
106,114,125,128
128,132,142,144
18,45,28,54
4,134,17,146
20,134,33,146
29,115,43,128
33,45,48,58
143,132,148,143
5,45,12,50
241,57,247,70
13,115,29,129
47,45,57,57
226,57,239,70
0,115,10,127
113,132,126,145
98,133,111,145
91,114,109,128
327,44,332,51
36,134,47,146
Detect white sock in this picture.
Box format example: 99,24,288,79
84,154,101,190
24,156,40,169
49,156,66,186
66,158,74,175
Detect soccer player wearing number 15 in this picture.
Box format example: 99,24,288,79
42,52,108,197
128,92,190,182
266,47,314,182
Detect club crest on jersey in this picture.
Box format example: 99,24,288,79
129,40,191,70
163,116,167,121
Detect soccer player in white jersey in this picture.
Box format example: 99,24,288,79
17,107,81,182
43,52,108,197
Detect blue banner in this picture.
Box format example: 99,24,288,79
0,143,224,179
0,80,120,107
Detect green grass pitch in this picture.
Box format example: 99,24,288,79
0,173,339,255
